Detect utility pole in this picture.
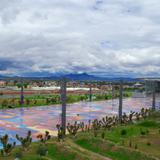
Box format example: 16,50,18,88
112,83,115,99
60,78,67,136
119,80,123,122
20,80,24,107
89,83,92,102
152,81,156,110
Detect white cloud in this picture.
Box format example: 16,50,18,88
0,0,160,77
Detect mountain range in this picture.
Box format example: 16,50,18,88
0,73,139,82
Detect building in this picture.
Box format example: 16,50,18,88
144,79,160,93
0,80,6,86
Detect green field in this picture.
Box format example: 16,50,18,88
1,111,160,160
0,91,132,109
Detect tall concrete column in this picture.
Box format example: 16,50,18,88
112,83,115,99
89,83,92,102
119,80,123,121
61,78,67,135
20,81,24,107
152,81,156,110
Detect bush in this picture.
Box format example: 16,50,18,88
14,149,23,159
146,142,151,146
138,120,159,128
140,130,146,135
129,140,132,147
135,144,138,149
101,132,105,139
121,129,127,136
37,145,48,156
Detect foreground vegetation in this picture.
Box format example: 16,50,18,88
0,109,160,160
0,91,132,109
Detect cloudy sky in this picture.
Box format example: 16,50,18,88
0,0,160,77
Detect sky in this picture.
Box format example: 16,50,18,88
0,0,160,77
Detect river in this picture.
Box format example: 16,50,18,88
0,96,159,148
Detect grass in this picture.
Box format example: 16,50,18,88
75,137,155,160
1,111,160,160
0,92,132,109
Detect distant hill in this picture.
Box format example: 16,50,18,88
0,73,139,82
48,73,139,82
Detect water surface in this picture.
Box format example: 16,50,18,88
0,97,159,148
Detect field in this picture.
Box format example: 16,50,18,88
0,111,160,160
0,91,132,109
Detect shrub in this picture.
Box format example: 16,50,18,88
1,100,8,108
129,140,132,147
140,128,146,135
37,145,48,156
101,132,105,139
14,149,23,159
135,144,138,149
139,120,158,128
146,142,151,146
121,129,127,136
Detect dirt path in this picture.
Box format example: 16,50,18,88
66,139,112,160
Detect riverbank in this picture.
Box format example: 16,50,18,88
0,111,159,160
0,92,132,110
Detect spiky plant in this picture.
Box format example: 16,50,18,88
141,108,149,119
16,131,32,151
67,121,79,136
99,116,113,130
128,111,135,123
0,134,16,157
56,124,64,142
92,119,101,137
79,122,85,132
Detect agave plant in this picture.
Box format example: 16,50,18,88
16,131,32,151
0,134,16,157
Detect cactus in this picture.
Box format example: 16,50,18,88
56,124,64,141
121,113,128,124
141,108,149,119
37,131,51,144
129,111,135,123
135,112,141,121
99,116,113,130
92,119,101,137
16,131,32,151
79,122,85,132
67,121,79,136
0,134,16,157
